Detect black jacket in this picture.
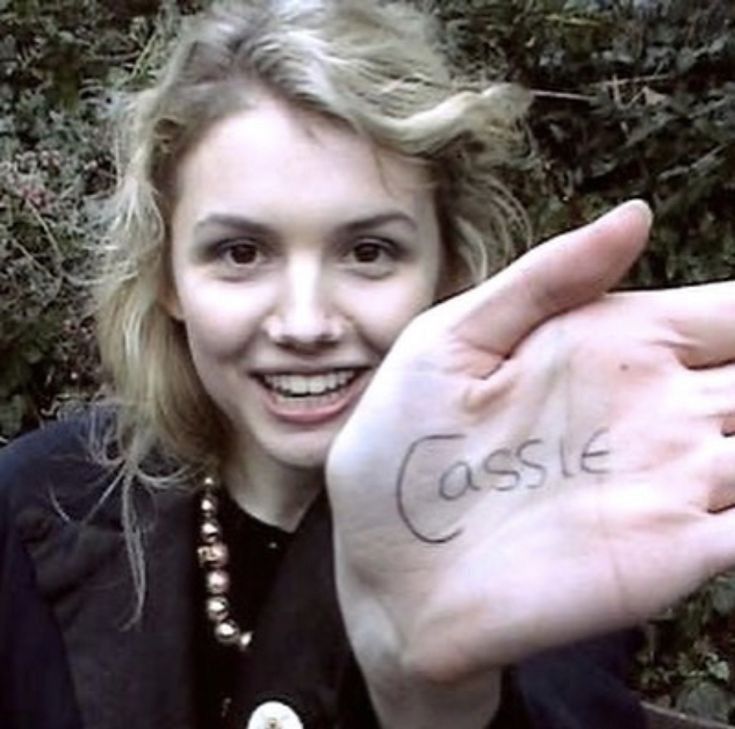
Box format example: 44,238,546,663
0,416,646,729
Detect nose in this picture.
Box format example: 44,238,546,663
262,258,344,351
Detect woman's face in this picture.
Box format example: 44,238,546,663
167,93,443,471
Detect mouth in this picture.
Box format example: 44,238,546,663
253,368,369,424
258,369,360,397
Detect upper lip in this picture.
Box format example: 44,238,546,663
250,365,372,376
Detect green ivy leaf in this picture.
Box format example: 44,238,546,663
711,573,735,617
676,681,733,722
707,659,731,684
0,394,25,438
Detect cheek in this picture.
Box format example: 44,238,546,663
175,283,263,361
355,277,437,352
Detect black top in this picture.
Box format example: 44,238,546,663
194,491,293,727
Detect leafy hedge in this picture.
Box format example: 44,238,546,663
1,0,734,721
0,0,200,436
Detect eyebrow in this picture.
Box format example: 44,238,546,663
193,211,419,238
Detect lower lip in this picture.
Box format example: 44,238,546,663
255,372,370,426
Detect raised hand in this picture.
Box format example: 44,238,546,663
327,201,735,696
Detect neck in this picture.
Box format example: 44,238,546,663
222,442,322,532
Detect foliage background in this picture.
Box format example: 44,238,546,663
1,0,733,721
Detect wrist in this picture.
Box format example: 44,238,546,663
354,644,502,729
335,545,503,729
366,664,503,729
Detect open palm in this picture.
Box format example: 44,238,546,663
327,201,735,687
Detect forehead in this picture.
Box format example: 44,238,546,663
172,93,435,226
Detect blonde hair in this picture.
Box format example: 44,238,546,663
93,0,530,612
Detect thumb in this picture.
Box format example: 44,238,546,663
454,199,653,357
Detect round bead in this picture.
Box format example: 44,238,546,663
238,630,253,652
198,542,229,568
206,596,229,620
200,519,221,544
200,493,218,516
206,569,230,595
202,475,217,489
214,619,240,645
208,542,229,566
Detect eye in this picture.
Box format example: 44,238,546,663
353,241,389,263
343,238,399,277
224,241,259,265
212,238,268,270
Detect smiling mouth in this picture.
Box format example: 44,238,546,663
258,369,361,398
254,368,368,424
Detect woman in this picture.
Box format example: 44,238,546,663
3,1,735,728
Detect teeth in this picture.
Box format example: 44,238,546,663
262,370,356,397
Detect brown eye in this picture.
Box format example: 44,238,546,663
227,242,259,265
353,242,384,263
342,237,400,279
212,238,265,268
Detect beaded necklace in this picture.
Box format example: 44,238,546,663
197,476,254,652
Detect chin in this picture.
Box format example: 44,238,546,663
262,433,336,472
271,449,332,473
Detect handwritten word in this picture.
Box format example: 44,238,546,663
396,428,610,544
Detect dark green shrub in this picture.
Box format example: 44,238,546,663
0,0,201,438
436,0,734,285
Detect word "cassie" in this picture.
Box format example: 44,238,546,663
395,428,610,544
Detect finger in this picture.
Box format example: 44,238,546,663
452,200,653,359
657,281,735,368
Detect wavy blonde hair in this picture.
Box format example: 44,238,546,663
93,0,531,609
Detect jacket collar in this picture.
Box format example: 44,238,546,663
18,481,354,729
18,486,199,729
